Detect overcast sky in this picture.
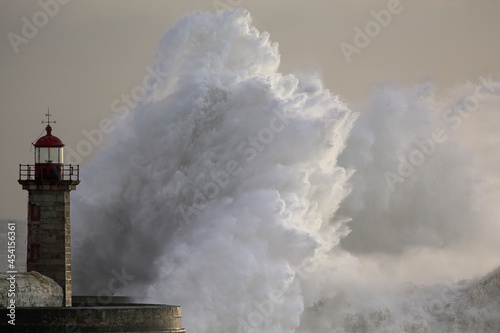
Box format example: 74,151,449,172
1,0,499,219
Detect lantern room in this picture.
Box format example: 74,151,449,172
34,124,64,180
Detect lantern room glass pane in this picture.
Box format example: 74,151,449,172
37,147,49,163
36,147,63,163
49,147,61,163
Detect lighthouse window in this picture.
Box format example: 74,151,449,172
49,147,61,163
37,148,49,163
30,203,40,221
36,147,62,163
30,244,40,263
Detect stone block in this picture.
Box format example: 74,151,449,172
44,233,56,242
41,222,64,231
44,245,65,254
49,259,66,266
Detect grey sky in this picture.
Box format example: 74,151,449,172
1,0,499,219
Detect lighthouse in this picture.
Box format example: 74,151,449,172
3,113,187,331
18,113,80,307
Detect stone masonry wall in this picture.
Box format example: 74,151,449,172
25,184,75,307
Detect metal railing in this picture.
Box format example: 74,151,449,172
19,164,80,181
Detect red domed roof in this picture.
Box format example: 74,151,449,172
34,125,64,147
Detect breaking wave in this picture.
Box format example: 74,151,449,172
72,9,500,332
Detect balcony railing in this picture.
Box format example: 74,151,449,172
19,164,80,181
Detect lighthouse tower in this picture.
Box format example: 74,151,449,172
18,113,80,307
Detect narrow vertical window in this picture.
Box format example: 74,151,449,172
30,244,40,263
30,203,40,221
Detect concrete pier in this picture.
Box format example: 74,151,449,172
0,300,186,333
